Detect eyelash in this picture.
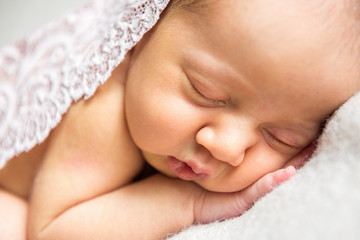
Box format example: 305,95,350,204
262,129,294,150
267,132,285,145
187,77,228,107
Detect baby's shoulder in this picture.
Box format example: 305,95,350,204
65,65,127,142
64,75,125,150
47,58,142,173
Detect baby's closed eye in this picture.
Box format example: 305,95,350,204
261,128,307,155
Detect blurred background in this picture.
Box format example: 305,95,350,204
0,0,86,47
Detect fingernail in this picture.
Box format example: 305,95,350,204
285,166,296,175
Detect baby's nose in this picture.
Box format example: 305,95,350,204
196,124,256,166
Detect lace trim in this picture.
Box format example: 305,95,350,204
0,0,170,168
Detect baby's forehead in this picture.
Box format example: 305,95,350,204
165,0,360,108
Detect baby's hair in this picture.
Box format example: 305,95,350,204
167,0,200,10
322,0,360,67
165,0,210,14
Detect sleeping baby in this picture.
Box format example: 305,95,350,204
0,0,359,239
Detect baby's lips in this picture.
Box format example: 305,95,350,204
186,161,210,177
168,156,212,180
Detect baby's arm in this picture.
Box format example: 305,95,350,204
30,168,294,240
0,189,27,240
31,174,198,240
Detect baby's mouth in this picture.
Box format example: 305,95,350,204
168,156,209,181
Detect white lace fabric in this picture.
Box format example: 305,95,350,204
0,0,170,168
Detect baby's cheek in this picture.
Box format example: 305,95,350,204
215,148,290,192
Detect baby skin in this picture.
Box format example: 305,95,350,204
1,0,360,239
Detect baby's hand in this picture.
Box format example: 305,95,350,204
192,144,316,224
193,166,296,224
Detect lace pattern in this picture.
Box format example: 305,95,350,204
0,0,170,168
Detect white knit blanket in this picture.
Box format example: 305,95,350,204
168,92,360,240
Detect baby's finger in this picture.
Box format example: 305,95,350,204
240,166,296,207
284,143,316,169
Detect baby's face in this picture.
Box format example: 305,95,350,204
125,0,359,192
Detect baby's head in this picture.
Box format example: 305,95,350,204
124,0,360,192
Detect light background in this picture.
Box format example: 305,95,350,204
0,0,86,47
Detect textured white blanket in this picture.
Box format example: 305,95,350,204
168,92,360,240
